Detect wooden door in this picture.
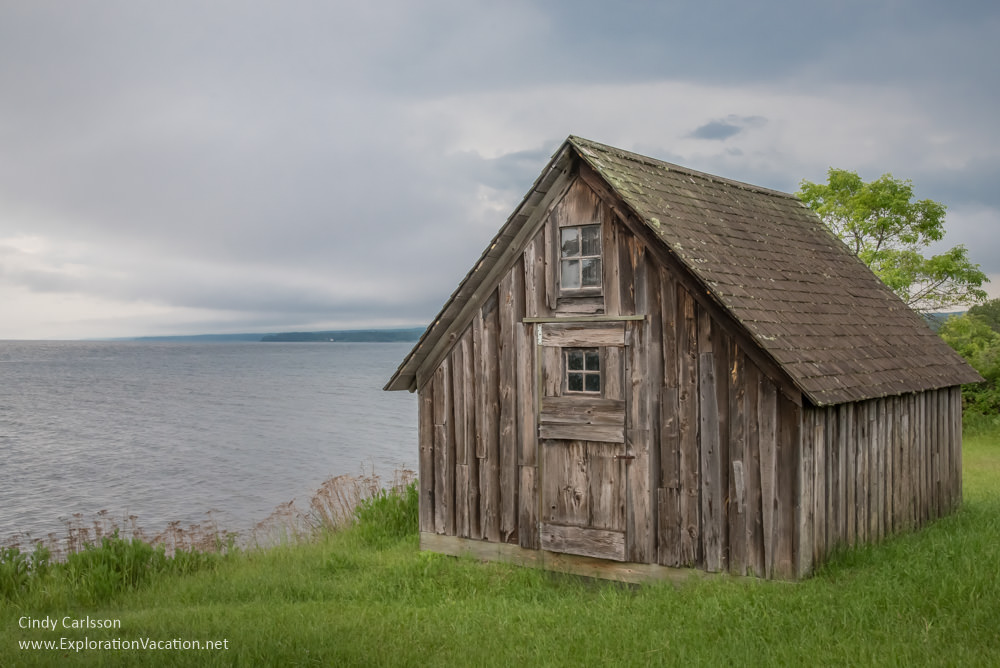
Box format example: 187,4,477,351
537,322,628,561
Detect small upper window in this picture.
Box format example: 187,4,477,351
560,224,601,290
565,347,601,393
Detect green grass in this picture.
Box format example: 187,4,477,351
4,432,1000,667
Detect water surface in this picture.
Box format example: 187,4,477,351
0,341,416,542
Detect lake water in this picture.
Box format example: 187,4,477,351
0,341,417,544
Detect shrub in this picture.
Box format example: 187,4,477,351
0,544,52,601
939,313,1000,418
0,547,29,600
64,533,169,604
351,481,419,548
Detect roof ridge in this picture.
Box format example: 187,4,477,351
567,135,801,202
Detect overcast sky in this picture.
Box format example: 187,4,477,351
2,1,998,339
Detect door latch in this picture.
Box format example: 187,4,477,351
614,454,636,461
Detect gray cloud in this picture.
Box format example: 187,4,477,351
1,1,999,337
690,116,767,141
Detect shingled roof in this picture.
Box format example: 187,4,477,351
387,136,981,405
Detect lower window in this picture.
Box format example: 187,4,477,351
565,347,601,393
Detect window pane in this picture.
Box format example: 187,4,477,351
584,350,600,371
561,260,580,289
560,228,580,258
581,225,601,256
567,349,584,370
584,373,601,393
568,373,584,392
581,258,601,287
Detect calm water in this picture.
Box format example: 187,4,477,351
0,341,416,542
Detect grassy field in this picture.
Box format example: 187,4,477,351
3,432,1000,667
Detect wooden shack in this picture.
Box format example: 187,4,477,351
384,136,981,581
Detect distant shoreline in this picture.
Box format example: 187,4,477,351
126,327,425,343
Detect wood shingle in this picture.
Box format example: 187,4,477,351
568,136,981,406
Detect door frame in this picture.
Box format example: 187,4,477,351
532,318,639,561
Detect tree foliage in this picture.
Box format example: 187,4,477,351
938,313,1000,417
798,168,988,313
968,298,1000,334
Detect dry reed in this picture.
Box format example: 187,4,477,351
2,468,416,561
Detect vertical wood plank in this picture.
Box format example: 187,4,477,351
523,230,550,319
844,402,856,546
918,391,927,524
954,387,963,512
902,395,912,530
544,212,558,311
498,268,520,543
515,254,538,547
519,465,539,549
626,307,654,563
661,268,678,396
658,266,680,562
936,389,945,516
552,441,589,525
812,409,826,564
451,343,468,538
479,298,501,542
838,404,848,546
928,390,937,519
797,408,815,578
603,214,622,317
645,259,663,563
516,322,538,548
616,222,636,315
875,398,885,541
947,388,957,513
857,400,869,545
892,396,903,533
775,393,800,579
418,385,435,534
758,376,778,579
588,441,626,530
542,346,561,399
624,237,651,563
456,463,469,538
677,287,700,567
854,401,869,544
659,384,681,567
824,406,836,553
728,344,748,576
713,328,731,572
745,361,764,578
885,397,899,536
463,326,481,540
699,349,723,573
432,359,454,535
452,343,466,469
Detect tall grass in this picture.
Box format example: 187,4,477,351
3,436,999,666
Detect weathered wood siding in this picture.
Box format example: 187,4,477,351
416,174,965,580
646,261,801,579
797,386,963,576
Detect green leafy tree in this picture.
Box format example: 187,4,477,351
798,169,988,313
938,313,1000,417
968,298,1000,334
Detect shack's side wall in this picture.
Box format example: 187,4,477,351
798,387,963,576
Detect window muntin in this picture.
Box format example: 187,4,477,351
560,224,602,290
565,347,601,393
